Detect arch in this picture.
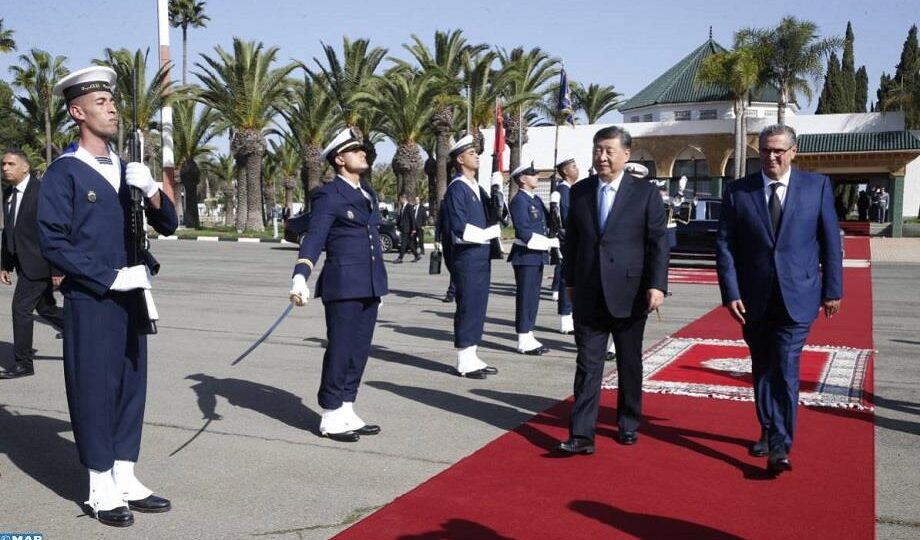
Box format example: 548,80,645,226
723,146,761,177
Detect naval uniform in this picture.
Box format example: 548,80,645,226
294,175,388,410
555,182,574,316
37,146,177,471
508,190,549,334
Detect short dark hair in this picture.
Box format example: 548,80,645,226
759,124,797,147
2,147,30,168
593,126,632,149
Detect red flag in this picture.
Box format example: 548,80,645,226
492,102,505,173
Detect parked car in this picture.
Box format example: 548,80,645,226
671,197,721,256
283,211,402,253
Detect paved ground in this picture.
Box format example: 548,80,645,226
0,239,916,539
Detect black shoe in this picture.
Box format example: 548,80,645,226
0,363,34,379
617,431,638,445
323,430,360,442
519,346,548,356
605,352,616,362
556,437,595,455
412,256,421,262
767,448,792,476
56,332,63,339
482,366,498,375
458,368,488,379
128,494,171,513
355,424,381,436
441,295,454,303
91,505,134,527
749,430,769,457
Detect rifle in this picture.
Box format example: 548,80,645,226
126,69,159,335
547,177,564,266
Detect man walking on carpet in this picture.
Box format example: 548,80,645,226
716,124,843,475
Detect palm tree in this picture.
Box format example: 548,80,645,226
697,45,762,179
497,47,561,176
355,68,437,199
169,0,210,85
9,49,68,165
573,82,622,124
275,73,340,208
739,17,840,125
172,98,220,228
194,38,296,231
0,18,17,52
204,153,236,226
464,49,503,153
399,30,489,207
265,138,301,214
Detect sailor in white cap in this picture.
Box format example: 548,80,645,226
439,134,500,378
508,162,555,354
551,155,579,334
38,66,178,526
289,127,388,442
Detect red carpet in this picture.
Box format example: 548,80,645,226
335,238,874,540
669,267,719,285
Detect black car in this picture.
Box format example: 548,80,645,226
283,211,402,253
670,197,721,256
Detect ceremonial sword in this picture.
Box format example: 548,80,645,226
229,301,296,366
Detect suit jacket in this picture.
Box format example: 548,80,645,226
295,176,388,302
397,203,416,232
3,177,60,280
562,174,669,318
508,190,549,266
413,204,428,228
716,168,843,323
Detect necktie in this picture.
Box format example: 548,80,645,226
769,182,782,233
4,188,17,255
598,184,615,231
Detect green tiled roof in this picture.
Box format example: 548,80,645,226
620,39,781,112
797,132,920,153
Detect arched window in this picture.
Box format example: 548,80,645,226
629,147,658,178
672,147,713,197
724,148,760,178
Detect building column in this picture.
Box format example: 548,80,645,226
890,174,904,238
712,177,724,199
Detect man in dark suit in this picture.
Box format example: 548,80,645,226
1,148,64,379
290,127,388,443
395,195,418,263
557,126,669,455
413,196,428,256
717,124,842,475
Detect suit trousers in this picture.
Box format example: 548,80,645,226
12,273,63,363
513,264,543,333
318,297,380,410
571,302,648,440
741,280,812,453
63,293,147,470
554,263,573,316
398,230,418,259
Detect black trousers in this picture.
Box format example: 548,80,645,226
12,273,63,364
318,297,380,410
398,230,418,259
570,300,648,440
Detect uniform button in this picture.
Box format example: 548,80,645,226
371,256,375,260
369,235,373,239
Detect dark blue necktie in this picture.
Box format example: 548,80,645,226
769,182,782,233
4,188,17,255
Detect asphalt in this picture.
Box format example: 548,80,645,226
0,239,916,539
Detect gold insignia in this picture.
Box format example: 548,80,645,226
87,191,97,203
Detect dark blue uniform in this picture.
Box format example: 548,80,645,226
442,176,492,348
508,191,549,334
37,150,177,471
294,176,388,410
555,182,573,316
435,199,456,298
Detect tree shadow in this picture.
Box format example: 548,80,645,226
387,288,444,301
377,323,508,355
396,518,515,540
369,345,455,375
570,500,747,540
0,405,85,511
184,373,319,434
469,388,561,415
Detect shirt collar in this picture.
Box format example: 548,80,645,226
337,174,361,190
761,169,791,190
13,174,31,192
598,171,624,193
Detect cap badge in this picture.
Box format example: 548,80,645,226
87,190,97,203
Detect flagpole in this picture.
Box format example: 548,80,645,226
552,123,560,193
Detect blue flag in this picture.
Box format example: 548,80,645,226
557,68,574,125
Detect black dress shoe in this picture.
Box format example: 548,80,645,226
556,437,595,455
519,346,547,356
767,448,792,475
617,431,638,445
92,505,134,527
605,352,616,362
128,494,172,513
0,363,34,379
749,430,770,457
323,430,360,442
441,295,454,303
355,424,380,436
482,366,498,375
394,258,403,264
412,256,421,262
458,368,488,379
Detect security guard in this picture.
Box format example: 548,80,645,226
552,156,579,334
508,162,555,354
38,66,177,527
441,135,501,378
289,127,388,442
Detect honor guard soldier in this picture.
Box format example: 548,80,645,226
289,127,388,442
508,162,555,354
38,66,177,526
441,135,501,378
552,156,578,335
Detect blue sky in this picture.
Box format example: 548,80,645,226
2,0,918,159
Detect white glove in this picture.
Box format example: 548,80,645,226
110,265,152,291
126,162,158,198
491,171,504,187
550,191,561,204
289,274,310,306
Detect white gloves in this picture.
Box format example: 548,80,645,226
289,274,310,306
126,162,159,198
526,233,559,251
550,191,561,204
110,265,152,291
491,171,504,187
461,223,501,244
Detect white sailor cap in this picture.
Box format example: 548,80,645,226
322,127,364,162
448,134,476,158
511,161,538,179
624,162,649,179
53,66,116,102
555,155,576,170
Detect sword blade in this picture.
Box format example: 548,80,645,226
230,302,294,366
